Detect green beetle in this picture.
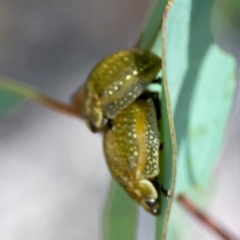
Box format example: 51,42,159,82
104,98,161,215
73,49,161,132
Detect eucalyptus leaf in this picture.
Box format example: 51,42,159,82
151,3,177,240
160,0,237,196
103,181,138,240
0,78,25,115
103,1,177,240
137,0,168,50
156,0,237,239
0,78,78,118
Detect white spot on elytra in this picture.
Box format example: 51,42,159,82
134,189,142,197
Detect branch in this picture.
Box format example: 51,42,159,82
0,79,80,118
177,194,240,240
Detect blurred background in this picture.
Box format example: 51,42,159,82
0,0,239,240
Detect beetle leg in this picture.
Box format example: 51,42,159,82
160,184,171,198
159,142,164,151
137,91,159,100
152,77,162,84
107,119,114,130
101,118,114,132
151,178,171,198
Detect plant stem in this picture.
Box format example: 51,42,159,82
177,194,240,240
0,80,80,118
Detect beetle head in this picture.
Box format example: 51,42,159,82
72,49,161,133
126,179,160,215
72,85,104,132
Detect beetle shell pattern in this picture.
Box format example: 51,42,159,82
104,98,160,215
73,49,161,131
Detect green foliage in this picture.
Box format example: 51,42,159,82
103,0,237,239
0,78,25,115
0,78,77,118
157,0,236,239
0,0,237,239
161,0,236,195
138,0,168,50
0,90,23,115
103,1,177,240
103,181,138,240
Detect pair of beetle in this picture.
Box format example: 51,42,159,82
73,49,164,215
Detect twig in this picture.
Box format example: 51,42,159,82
177,194,240,240
0,80,80,118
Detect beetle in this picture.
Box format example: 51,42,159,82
104,98,161,215
72,49,163,215
72,49,161,132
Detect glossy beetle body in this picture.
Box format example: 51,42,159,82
104,99,160,215
73,49,162,215
73,49,161,131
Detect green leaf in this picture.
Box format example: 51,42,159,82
137,0,168,50
139,2,178,240
161,0,237,195
155,0,237,239
0,78,78,117
102,0,237,239
0,77,25,115
103,2,177,240
151,3,177,240
103,181,138,240
154,50,177,240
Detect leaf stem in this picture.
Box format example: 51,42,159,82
177,194,240,240
0,80,80,118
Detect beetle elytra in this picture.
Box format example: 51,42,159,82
104,98,160,215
